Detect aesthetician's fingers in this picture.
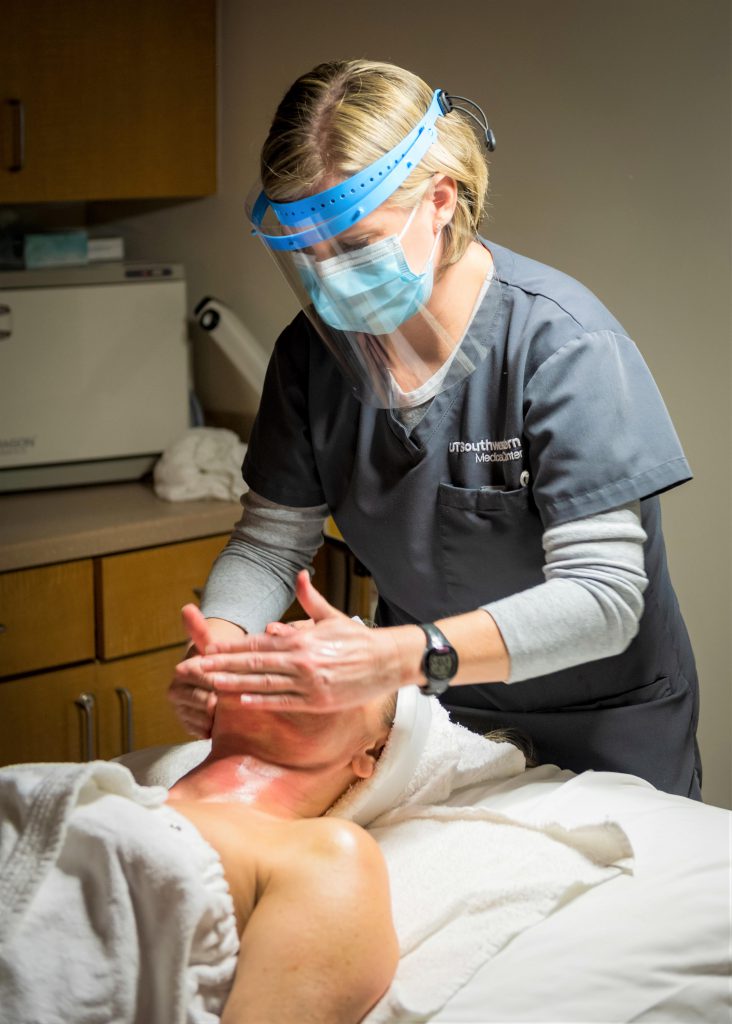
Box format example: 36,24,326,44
169,697,217,738
169,674,218,709
176,702,217,738
265,618,316,635
168,654,218,737
199,648,308,694
199,618,399,712
203,670,303,694
173,654,215,690
168,684,217,717
199,645,339,708
295,570,349,623
265,621,293,636
181,602,213,654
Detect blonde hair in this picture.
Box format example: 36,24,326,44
484,727,538,767
260,59,490,266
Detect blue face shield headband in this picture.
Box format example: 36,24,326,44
246,86,496,406
247,89,495,252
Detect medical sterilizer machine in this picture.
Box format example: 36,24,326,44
0,262,190,492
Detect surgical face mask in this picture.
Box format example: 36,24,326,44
293,206,441,335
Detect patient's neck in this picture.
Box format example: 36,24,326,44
167,747,348,820
167,699,357,820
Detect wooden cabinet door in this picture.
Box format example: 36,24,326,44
0,0,216,202
96,647,191,760
97,534,228,659
0,662,98,765
0,650,191,767
0,560,95,678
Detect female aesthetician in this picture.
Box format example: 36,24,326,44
171,59,702,800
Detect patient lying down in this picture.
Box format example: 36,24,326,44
0,693,399,1024
169,692,400,1023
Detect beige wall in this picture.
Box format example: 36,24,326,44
104,0,732,807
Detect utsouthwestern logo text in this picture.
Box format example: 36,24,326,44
449,437,522,463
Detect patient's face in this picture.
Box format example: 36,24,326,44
212,692,393,773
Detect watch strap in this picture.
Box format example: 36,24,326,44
419,623,449,649
418,623,458,696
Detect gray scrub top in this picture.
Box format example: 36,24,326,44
243,241,701,799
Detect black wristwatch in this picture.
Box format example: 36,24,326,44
418,623,459,696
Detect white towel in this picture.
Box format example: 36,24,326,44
0,761,238,1024
114,739,212,786
328,694,634,1023
330,687,527,824
153,426,248,502
367,804,632,1023
327,685,435,825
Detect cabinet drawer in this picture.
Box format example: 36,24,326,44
0,662,97,765
0,560,95,677
97,535,227,659
97,647,192,758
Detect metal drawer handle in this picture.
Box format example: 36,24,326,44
0,305,11,341
6,99,25,173
74,692,96,762
115,687,135,755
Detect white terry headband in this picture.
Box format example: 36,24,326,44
327,685,433,827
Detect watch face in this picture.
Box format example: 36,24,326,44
427,647,456,681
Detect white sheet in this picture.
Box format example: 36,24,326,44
117,748,731,1023
434,767,731,1023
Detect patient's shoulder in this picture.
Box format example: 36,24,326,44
278,815,382,871
264,817,386,904
296,814,373,851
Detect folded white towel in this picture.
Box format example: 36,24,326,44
327,686,434,825
330,687,527,826
153,427,248,502
366,802,632,1023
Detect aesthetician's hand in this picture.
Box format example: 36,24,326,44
168,606,246,737
186,570,417,712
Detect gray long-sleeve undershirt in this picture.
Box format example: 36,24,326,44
482,502,648,681
200,490,648,684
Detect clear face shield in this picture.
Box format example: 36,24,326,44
246,89,493,409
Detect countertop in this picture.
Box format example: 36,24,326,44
0,482,242,572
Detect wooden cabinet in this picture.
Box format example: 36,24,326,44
96,647,193,757
0,534,228,767
0,650,191,765
96,536,228,659
0,520,357,768
0,663,98,764
0,0,216,203
0,559,95,676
